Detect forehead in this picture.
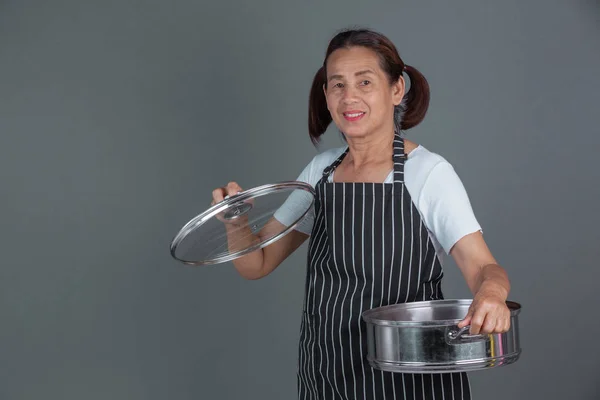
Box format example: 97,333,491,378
326,46,383,77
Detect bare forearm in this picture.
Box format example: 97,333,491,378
232,251,266,279
223,218,307,280
224,224,266,279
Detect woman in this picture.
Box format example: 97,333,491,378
212,28,512,400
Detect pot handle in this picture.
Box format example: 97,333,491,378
447,326,489,343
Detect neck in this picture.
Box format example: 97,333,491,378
344,129,395,169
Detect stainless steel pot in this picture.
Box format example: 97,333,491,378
361,299,521,374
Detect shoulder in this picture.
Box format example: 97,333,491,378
296,146,347,186
404,143,451,198
405,144,448,168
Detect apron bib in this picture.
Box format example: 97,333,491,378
297,133,471,399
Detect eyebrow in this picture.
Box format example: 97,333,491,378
327,69,375,82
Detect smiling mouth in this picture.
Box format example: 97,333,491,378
343,111,366,121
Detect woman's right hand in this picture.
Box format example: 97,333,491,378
211,182,249,226
211,181,243,206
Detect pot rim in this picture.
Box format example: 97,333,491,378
361,299,521,327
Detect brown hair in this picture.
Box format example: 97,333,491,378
308,28,430,145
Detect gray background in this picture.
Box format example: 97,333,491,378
1,0,599,399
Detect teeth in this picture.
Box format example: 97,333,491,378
345,112,363,117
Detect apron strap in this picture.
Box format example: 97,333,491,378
321,148,349,179
392,132,406,184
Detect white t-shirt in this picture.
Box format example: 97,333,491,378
273,145,481,261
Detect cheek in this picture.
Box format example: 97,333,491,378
328,95,344,113
371,92,394,114
364,93,386,113
326,97,337,114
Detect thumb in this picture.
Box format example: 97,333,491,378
457,309,473,328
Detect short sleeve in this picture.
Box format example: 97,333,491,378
417,162,482,254
273,159,317,236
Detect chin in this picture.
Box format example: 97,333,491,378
339,126,369,139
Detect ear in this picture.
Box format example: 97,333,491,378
391,76,405,106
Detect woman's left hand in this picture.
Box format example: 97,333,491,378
457,283,511,334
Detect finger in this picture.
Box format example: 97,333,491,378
492,307,509,333
225,182,243,196
457,308,473,328
468,310,486,335
493,317,507,334
480,314,497,334
501,312,512,333
457,316,471,328
212,187,227,203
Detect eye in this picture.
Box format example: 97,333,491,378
360,80,371,86
333,82,344,88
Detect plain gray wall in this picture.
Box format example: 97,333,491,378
1,0,599,399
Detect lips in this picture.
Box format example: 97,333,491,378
343,111,366,121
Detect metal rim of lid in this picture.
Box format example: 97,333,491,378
169,181,316,266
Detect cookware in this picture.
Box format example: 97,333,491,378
170,181,315,266
362,299,522,373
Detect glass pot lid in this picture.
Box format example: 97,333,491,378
169,181,315,266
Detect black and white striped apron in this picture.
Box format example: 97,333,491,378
297,133,471,399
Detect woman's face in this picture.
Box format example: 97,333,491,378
324,46,404,140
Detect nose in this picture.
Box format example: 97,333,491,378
341,86,359,104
